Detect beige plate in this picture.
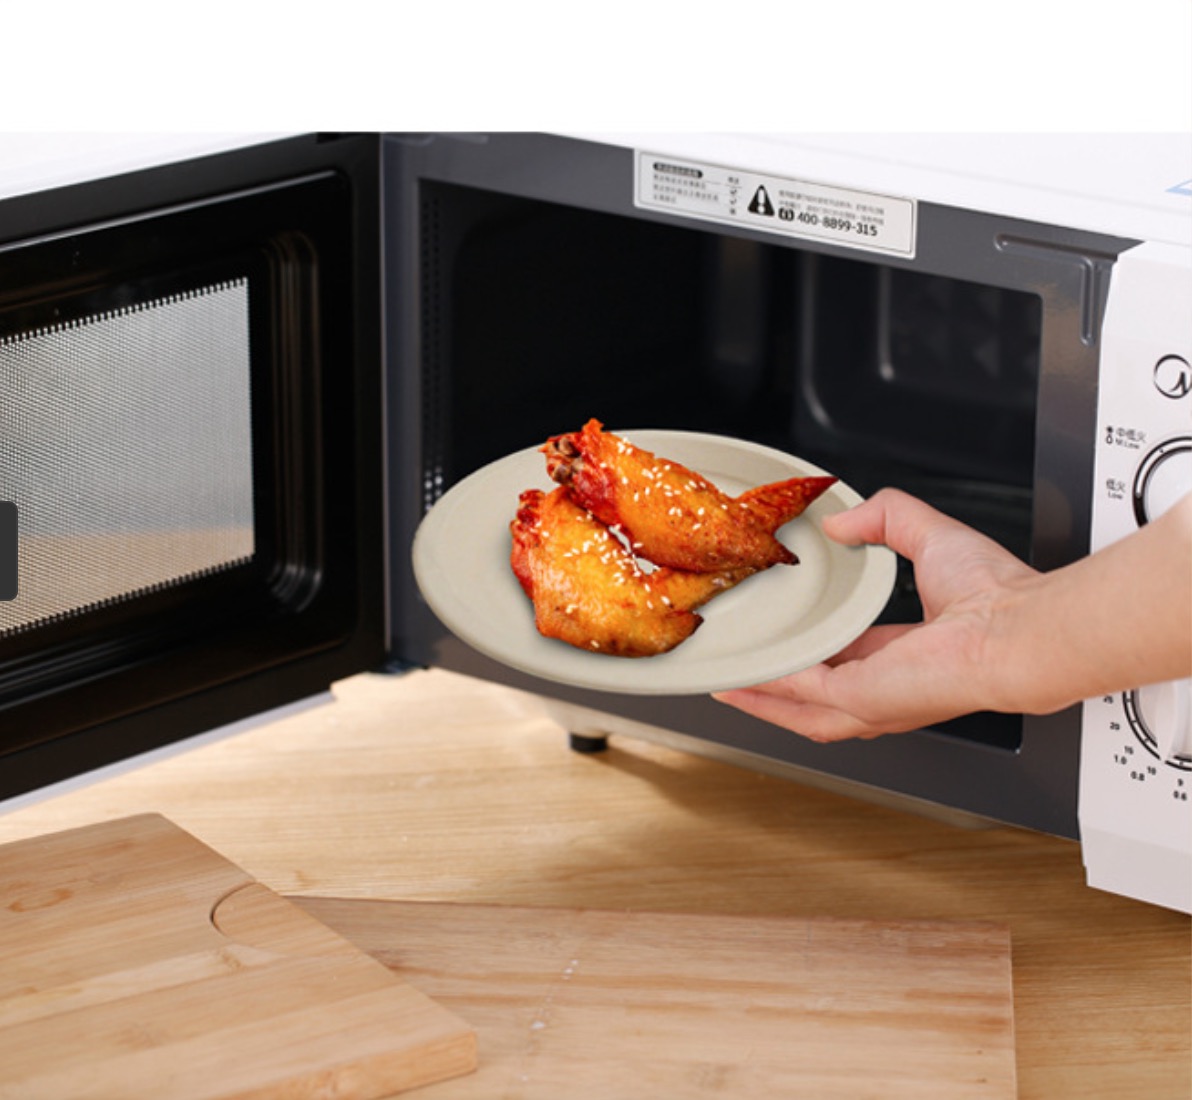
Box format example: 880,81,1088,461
412,430,897,696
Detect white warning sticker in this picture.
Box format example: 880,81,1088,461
634,151,917,258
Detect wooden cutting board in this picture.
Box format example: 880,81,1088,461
0,815,476,1099
297,895,1017,1099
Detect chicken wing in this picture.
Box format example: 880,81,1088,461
542,419,837,573
510,487,752,657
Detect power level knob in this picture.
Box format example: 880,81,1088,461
1132,436,1192,527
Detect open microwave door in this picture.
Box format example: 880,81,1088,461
0,135,387,802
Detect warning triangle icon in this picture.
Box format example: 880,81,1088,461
748,185,775,216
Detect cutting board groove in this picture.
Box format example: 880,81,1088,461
0,815,476,1099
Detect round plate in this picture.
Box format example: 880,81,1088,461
412,430,896,695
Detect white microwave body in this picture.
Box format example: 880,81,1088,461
0,132,1188,913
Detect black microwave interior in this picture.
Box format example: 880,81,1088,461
419,180,1043,751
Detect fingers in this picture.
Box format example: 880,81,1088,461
714,660,880,742
707,609,920,743
713,618,986,742
712,683,879,743
823,623,915,666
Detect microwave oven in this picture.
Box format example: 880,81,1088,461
1,132,1188,912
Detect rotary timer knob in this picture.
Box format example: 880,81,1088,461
1125,681,1192,770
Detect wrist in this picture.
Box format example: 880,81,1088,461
977,572,1081,716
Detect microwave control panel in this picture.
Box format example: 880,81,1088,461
1080,240,1192,914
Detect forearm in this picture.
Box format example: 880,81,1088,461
991,494,1192,714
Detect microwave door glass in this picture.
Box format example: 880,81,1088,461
0,281,256,639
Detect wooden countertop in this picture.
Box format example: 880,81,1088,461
1,669,1188,1098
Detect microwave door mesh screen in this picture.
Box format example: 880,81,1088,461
0,280,255,637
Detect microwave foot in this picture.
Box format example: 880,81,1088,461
568,732,609,754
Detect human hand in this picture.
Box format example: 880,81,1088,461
713,488,1040,741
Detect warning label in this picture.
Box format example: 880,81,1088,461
634,151,917,258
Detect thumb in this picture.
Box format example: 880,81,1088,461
820,489,902,546
822,487,955,562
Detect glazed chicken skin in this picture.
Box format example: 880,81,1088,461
542,419,837,574
510,487,753,657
